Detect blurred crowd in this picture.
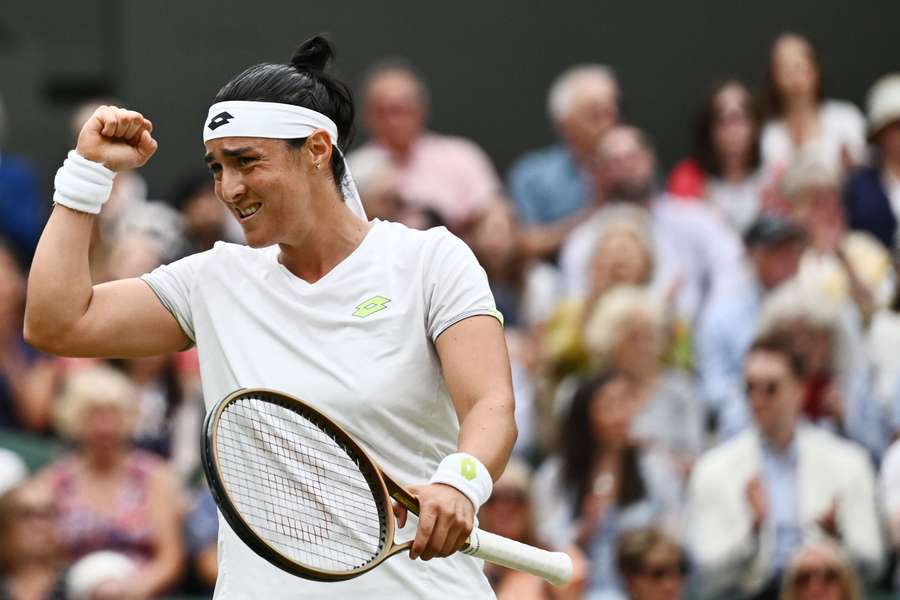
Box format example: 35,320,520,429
2,31,900,600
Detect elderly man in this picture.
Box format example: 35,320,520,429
348,60,502,233
845,73,900,251
507,65,620,258
686,334,884,600
559,125,744,321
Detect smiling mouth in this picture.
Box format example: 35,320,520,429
234,203,262,221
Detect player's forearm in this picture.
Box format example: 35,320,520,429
24,205,97,351
456,394,517,481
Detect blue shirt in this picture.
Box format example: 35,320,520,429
507,144,590,225
761,437,802,571
0,153,43,266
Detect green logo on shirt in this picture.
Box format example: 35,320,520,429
353,295,391,318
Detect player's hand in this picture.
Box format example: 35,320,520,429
76,105,158,172
405,483,474,561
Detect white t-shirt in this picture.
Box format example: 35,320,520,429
142,219,500,599
761,99,867,173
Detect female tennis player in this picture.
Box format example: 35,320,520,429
24,36,517,599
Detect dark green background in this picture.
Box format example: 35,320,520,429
1,0,896,198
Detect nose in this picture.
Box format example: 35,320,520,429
218,168,246,204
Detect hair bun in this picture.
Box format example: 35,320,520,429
290,35,335,73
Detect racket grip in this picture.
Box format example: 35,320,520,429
462,528,573,586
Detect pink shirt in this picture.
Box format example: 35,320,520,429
349,133,500,228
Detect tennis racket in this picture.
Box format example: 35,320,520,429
201,387,573,586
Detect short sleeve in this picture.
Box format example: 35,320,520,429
424,229,502,341
140,250,210,343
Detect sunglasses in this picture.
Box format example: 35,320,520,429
745,377,783,398
793,567,839,587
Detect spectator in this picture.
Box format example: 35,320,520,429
0,480,67,599
783,150,893,319
560,125,744,321
845,73,900,251
169,174,243,254
543,206,654,377
348,60,502,233
686,334,884,600
760,33,866,176
507,65,620,259
0,239,59,431
695,215,806,430
616,527,687,600
668,79,764,233
0,93,44,268
584,286,705,473
37,366,184,598
532,371,681,599
779,540,863,600
753,282,884,457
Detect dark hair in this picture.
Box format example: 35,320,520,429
748,332,805,379
693,79,761,176
761,32,826,119
214,35,355,193
617,527,686,577
560,371,646,514
169,172,215,212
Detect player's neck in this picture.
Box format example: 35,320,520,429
278,201,372,284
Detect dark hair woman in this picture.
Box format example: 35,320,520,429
531,371,681,599
667,79,764,233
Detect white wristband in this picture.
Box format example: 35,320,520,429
429,453,493,511
53,150,116,214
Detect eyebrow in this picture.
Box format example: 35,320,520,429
204,146,256,163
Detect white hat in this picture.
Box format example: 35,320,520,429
867,73,900,139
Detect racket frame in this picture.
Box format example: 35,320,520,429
202,387,411,582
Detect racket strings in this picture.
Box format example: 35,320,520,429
215,397,386,572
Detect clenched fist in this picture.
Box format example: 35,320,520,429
76,106,158,172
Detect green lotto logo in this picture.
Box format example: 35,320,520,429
353,295,391,318
460,457,478,481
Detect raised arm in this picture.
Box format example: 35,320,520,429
24,106,189,358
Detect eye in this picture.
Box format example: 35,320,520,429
238,156,257,168
208,163,222,179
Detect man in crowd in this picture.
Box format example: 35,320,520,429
845,73,900,251
617,528,687,600
687,334,884,599
507,64,620,259
559,125,744,322
348,60,502,234
695,215,806,432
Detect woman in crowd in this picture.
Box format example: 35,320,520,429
668,79,764,233
542,207,655,378
532,371,680,598
0,480,67,600
584,286,705,472
0,239,58,432
761,33,866,176
36,366,184,598
616,527,687,600
779,540,863,600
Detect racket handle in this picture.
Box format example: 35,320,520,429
462,528,573,586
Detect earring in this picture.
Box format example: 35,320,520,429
314,162,321,170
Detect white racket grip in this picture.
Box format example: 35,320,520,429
462,528,573,586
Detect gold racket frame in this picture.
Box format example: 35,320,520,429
203,387,418,582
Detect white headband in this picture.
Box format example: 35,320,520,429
203,100,366,219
